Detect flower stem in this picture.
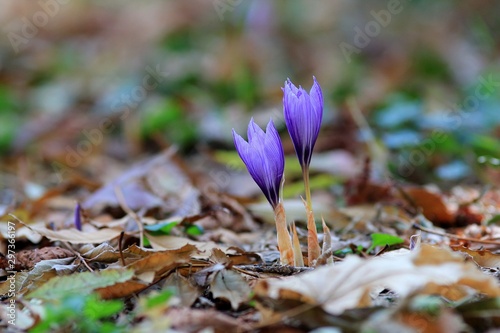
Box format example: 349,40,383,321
302,166,320,266
303,167,313,210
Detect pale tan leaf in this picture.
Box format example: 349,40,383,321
451,246,500,268
15,258,77,296
164,272,200,307
136,271,156,283
27,225,123,244
146,233,227,258
211,269,251,310
255,244,500,315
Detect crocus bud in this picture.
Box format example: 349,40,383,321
283,77,323,168
233,118,285,209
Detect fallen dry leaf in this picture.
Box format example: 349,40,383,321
451,245,500,268
146,233,228,258
25,268,135,300
27,225,123,244
254,244,500,316
97,244,197,299
404,188,455,225
210,268,251,310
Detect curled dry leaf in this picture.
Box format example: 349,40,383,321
254,244,500,316
0,258,76,298
164,272,199,307
27,224,123,244
404,187,455,225
146,233,228,258
210,269,251,310
97,244,197,299
451,245,500,268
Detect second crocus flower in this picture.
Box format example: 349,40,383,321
283,77,323,169
283,77,323,265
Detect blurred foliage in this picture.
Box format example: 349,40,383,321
31,293,125,333
0,0,499,186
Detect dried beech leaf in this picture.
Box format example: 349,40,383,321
451,246,500,268
81,243,140,263
164,272,200,307
210,269,251,310
255,244,500,315
97,244,197,299
28,225,123,244
210,248,230,265
404,188,454,224
146,233,227,258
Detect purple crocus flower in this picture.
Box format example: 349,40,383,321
283,77,323,168
233,118,285,209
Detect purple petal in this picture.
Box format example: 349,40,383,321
233,120,284,208
283,77,323,167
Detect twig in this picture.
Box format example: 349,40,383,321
118,231,126,266
232,265,261,278
234,264,313,276
61,241,94,272
114,186,144,248
413,223,500,246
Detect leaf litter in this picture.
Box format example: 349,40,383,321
2,145,500,332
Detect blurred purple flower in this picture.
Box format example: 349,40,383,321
283,77,323,168
233,118,284,209
74,202,82,231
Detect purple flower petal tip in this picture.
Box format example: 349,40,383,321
233,119,284,209
283,77,323,168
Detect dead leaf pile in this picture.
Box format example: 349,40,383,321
255,244,500,330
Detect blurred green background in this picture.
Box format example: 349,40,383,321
1,0,500,185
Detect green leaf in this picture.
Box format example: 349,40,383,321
368,233,404,253
486,214,500,225
144,221,179,234
84,295,123,320
26,269,135,301
30,294,126,333
471,135,500,159
185,225,203,236
145,289,175,309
